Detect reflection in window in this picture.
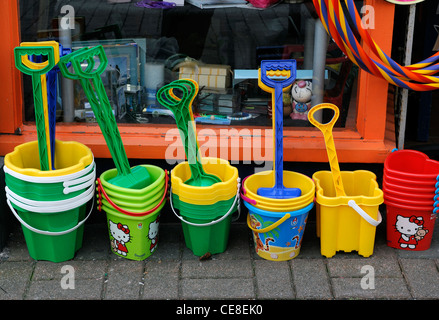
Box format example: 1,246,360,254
19,0,358,128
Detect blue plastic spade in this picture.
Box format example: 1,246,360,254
257,60,301,199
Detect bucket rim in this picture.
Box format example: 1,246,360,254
382,178,436,194
4,140,94,177
242,170,315,204
169,177,241,227
4,160,95,184
312,170,383,207
384,172,437,188
244,198,314,216
97,170,169,217
383,193,434,207
99,164,166,195
384,198,435,211
171,157,239,193
383,184,435,201
384,149,439,180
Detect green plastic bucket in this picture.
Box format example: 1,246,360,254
97,165,168,260
101,200,165,260
4,161,96,201
170,182,240,256
98,165,165,209
171,193,236,218
6,184,94,262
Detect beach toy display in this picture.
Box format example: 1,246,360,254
241,60,314,261
4,140,95,262
312,0,439,91
308,103,383,258
157,79,239,256
97,165,168,260
383,149,438,251
59,46,151,189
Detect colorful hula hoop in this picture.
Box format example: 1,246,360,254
313,0,439,91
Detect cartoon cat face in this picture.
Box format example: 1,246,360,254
291,80,312,103
148,218,159,240
395,215,421,236
109,220,130,243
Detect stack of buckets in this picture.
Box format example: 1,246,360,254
170,157,240,256
97,165,168,260
241,170,315,261
383,149,438,251
4,140,96,262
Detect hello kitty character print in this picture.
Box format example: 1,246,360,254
148,216,160,253
395,215,429,249
109,220,130,256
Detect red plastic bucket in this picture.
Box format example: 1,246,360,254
384,193,434,207
384,150,439,181
382,178,436,195
384,169,437,187
385,199,437,251
383,182,435,202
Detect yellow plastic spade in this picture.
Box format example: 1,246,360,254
308,103,346,197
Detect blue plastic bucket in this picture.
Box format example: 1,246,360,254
244,200,314,261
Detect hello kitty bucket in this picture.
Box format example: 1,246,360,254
384,200,437,251
96,165,168,261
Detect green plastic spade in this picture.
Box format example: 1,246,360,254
157,79,220,187
59,46,150,189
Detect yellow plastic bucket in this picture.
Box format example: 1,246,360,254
5,140,93,177
241,170,315,212
171,157,238,206
313,170,383,258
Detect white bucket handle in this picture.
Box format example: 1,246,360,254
347,199,382,227
169,178,241,227
3,160,95,184
63,167,96,194
6,183,95,211
7,195,94,236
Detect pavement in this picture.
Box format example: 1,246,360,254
1,205,439,303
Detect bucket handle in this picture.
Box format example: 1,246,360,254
239,175,257,205
169,178,241,227
246,213,291,233
6,194,94,236
5,183,95,210
63,167,96,194
347,200,382,227
96,170,169,217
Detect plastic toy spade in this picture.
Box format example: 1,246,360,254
14,41,60,171
308,103,346,197
257,60,301,199
157,79,221,187
58,46,151,189
30,44,71,170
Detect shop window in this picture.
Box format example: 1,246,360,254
18,0,362,129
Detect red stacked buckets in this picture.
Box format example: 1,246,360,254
383,149,438,251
